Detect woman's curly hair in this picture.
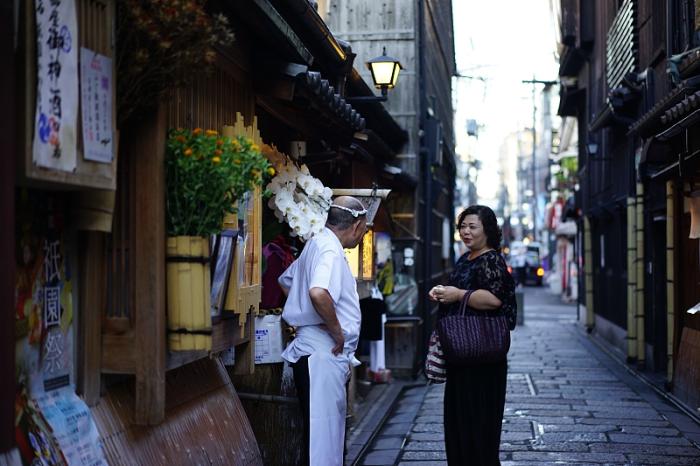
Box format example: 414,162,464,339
456,205,502,251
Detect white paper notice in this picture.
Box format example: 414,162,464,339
35,387,108,465
33,0,79,172
80,48,114,163
255,315,284,364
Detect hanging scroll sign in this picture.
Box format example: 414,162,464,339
33,0,79,172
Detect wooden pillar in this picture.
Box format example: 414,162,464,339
583,216,595,329
626,196,637,361
635,181,646,367
131,106,167,425
0,0,16,453
666,180,676,384
78,232,106,406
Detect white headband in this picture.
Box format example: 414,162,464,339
330,204,367,218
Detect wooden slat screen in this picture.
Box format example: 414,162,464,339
106,150,132,321
606,0,637,91
78,0,111,55
166,65,255,131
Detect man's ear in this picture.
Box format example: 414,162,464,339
355,219,365,235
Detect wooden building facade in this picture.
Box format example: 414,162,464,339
2,0,408,464
558,0,700,415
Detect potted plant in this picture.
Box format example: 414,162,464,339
165,127,270,351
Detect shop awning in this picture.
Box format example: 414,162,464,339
559,45,587,77
558,80,583,117
588,79,640,132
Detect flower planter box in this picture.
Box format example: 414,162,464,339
166,236,212,351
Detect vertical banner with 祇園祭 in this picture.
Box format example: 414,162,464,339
14,192,109,465
33,0,79,171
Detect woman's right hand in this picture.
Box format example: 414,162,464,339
428,285,441,302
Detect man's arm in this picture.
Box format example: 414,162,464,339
278,260,298,297
309,287,344,355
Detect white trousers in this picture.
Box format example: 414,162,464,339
285,326,351,466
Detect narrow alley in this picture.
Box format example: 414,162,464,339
357,288,700,466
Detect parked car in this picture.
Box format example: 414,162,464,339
506,242,544,286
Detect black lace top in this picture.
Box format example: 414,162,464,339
441,250,517,330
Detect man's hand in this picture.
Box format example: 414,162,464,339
319,324,345,355
330,331,345,356
309,287,345,355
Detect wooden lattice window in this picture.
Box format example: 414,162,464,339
606,0,638,91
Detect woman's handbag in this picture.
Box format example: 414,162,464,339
436,290,511,365
425,330,447,383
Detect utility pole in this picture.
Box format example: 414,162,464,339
521,77,557,241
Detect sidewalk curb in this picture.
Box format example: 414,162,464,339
345,381,427,466
570,323,700,441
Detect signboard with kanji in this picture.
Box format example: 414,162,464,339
80,47,114,164
32,0,79,172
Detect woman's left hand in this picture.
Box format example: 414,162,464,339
433,285,464,304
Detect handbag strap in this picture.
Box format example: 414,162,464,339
459,289,474,316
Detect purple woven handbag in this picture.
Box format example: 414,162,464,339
436,290,511,365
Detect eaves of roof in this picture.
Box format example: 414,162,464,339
628,75,700,137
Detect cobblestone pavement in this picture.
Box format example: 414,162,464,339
358,287,700,465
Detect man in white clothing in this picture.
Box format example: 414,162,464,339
278,196,367,466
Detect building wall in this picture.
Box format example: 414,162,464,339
323,0,420,175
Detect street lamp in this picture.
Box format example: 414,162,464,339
346,48,403,103
367,47,402,94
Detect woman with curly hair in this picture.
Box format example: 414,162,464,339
428,205,516,465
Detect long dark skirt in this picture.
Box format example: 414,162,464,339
444,360,508,466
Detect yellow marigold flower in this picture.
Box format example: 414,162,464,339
231,140,241,151
184,148,193,156
267,167,276,176
193,128,202,136
233,159,241,165
206,129,218,137
251,144,260,153
212,156,221,164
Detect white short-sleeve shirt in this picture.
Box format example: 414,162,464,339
278,228,361,362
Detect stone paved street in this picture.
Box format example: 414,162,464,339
357,287,700,465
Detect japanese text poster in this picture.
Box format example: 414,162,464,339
33,0,79,172
80,48,114,163
15,191,74,398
